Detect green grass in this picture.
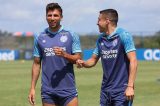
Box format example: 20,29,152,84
0,61,160,106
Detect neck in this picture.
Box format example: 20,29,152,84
105,25,116,35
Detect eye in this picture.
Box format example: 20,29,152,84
47,14,52,17
53,14,59,17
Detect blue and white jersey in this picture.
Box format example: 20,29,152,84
93,27,136,91
33,26,81,91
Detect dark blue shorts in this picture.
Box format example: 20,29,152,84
41,89,78,106
100,90,133,106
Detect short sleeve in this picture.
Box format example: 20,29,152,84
93,36,101,56
33,34,41,57
119,32,136,53
93,43,99,56
70,32,82,53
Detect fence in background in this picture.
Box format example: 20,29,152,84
0,48,160,61
83,49,160,61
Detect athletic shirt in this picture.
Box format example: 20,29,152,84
93,27,136,91
33,26,81,91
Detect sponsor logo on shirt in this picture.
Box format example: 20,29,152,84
44,48,55,56
44,47,66,56
101,49,118,59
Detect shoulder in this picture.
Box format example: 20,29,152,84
35,29,48,39
61,27,80,41
62,27,79,36
117,28,133,42
97,33,104,42
117,28,136,52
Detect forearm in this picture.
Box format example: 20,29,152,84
82,54,99,68
83,59,97,68
128,58,138,87
30,61,41,89
63,52,81,64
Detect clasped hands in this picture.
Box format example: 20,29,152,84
76,59,85,68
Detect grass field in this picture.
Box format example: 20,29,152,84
0,61,160,106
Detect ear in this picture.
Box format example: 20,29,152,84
60,15,63,20
105,18,110,24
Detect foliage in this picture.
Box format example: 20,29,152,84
135,31,160,48
0,29,160,49
80,35,98,50
0,29,12,37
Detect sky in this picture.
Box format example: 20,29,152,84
0,0,160,35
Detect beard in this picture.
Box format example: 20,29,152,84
98,27,104,33
49,22,60,29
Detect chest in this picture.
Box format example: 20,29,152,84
99,36,122,51
98,36,124,60
38,34,72,49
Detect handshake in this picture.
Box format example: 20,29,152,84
76,59,86,68
76,56,97,68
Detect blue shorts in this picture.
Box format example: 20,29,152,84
100,90,133,106
41,89,78,106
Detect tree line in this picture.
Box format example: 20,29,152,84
0,29,160,49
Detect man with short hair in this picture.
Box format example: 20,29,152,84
77,9,138,106
28,3,81,106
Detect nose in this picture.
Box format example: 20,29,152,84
51,16,55,20
97,22,99,26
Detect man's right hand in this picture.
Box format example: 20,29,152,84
28,89,35,106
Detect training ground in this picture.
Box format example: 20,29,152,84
0,61,160,106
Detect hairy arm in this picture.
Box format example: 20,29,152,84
53,47,81,64
30,57,41,89
28,57,41,105
77,54,99,68
127,51,138,87
63,52,81,64
125,51,138,100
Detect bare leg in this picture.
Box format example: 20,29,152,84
66,97,78,106
43,102,57,106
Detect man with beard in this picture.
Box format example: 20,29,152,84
28,3,81,106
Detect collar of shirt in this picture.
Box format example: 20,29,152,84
45,26,64,36
102,27,120,39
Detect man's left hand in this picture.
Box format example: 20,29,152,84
125,86,134,101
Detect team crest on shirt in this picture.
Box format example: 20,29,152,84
112,39,118,46
60,34,68,42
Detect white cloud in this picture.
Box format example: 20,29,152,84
0,0,159,34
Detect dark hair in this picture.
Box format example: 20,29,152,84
100,9,118,25
46,3,63,16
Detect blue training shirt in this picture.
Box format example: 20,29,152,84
33,26,82,92
93,27,136,55
34,26,81,57
93,27,136,91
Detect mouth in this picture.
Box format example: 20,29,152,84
49,22,56,27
